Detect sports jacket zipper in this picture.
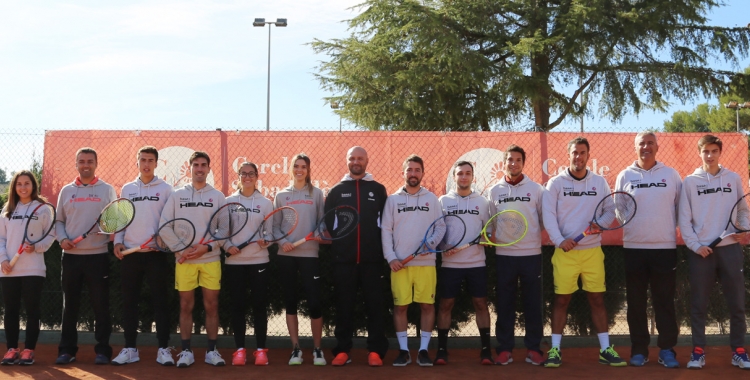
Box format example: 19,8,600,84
356,179,361,263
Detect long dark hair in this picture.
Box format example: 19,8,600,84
3,170,46,218
235,162,259,193
289,153,313,196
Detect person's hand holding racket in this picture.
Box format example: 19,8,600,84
2,202,56,274
62,198,135,250
562,191,637,252
448,209,528,256
698,192,750,257
288,205,359,251
227,206,298,255
178,202,248,263
394,214,466,271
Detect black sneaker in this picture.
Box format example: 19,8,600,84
55,353,76,365
94,354,110,365
434,349,448,365
393,350,411,367
480,348,493,365
417,350,433,367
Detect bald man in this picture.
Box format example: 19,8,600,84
326,147,390,367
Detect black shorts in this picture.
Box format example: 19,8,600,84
438,266,487,299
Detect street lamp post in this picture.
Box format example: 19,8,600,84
330,101,342,132
724,101,750,132
253,18,287,131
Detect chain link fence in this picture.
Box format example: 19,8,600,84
1,127,749,339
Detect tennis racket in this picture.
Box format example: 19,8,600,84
573,191,637,243
70,198,135,244
178,202,249,263
291,205,359,247
452,209,528,253
5,202,56,271
234,206,298,250
400,214,466,265
708,192,750,248
120,218,196,256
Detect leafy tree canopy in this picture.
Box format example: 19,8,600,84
312,0,750,131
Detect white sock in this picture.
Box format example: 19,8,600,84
551,334,562,349
397,331,408,351
419,331,432,351
597,333,610,351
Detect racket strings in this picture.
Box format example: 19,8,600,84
100,200,135,233
594,193,636,229
493,213,527,244
210,204,248,239
326,209,357,238
26,204,56,244
730,195,750,232
438,215,466,250
157,219,195,252
425,221,447,250
271,208,298,241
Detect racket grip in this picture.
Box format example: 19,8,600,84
71,235,85,244
120,246,141,256
291,237,306,248
8,253,21,268
235,242,250,250
453,243,470,252
707,237,723,249
573,233,586,243
400,254,416,265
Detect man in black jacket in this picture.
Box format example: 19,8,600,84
326,146,389,367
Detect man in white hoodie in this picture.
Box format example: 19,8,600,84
435,161,491,365
541,137,626,368
111,146,174,366
382,154,443,367
490,145,545,366
159,151,226,368
678,134,750,370
615,132,681,368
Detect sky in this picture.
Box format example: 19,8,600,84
1,0,749,171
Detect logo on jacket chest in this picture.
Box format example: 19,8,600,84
696,183,732,195
562,186,597,197
397,201,430,213
69,193,101,203
497,193,532,203
630,179,667,189
445,204,479,215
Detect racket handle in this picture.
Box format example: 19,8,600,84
401,254,416,265
71,235,85,245
291,237,307,248
235,241,250,250
707,237,723,249
573,233,586,243
453,243,471,252
120,246,142,256
8,253,21,268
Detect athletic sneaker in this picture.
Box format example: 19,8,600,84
254,349,269,366
19,349,35,365
288,347,303,365
367,352,382,367
331,352,351,366
543,347,562,368
176,349,195,368
393,350,411,367
2,348,19,365
417,350,433,367
205,349,225,366
313,348,326,366
731,347,750,369
526,350,544,366
434,349,448,365
687,347,705,369
495,351,512,365
599,345,626,367
156,347,175,366
112,348,139,365
629,354,648,367
232,348,246,366
658,349,679,368
94,354,110,365
55,353,76,365
480,348,493,365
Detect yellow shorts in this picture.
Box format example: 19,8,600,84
391,266,436,306
175,261,221,291
551,246,605,294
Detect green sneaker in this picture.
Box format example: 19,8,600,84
543,347,562,368
599,345,626,367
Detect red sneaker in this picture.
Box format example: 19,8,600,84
368,352,383,367
2,348,19,365
253,349,269,366
526,350,543,365
232,348,246,366
495,351,513,365
332,352,351,366
19,349,35,365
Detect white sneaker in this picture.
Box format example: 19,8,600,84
176,350,195,368
289,347,303,365
205,349,226,366
111,348,139,365
313,348,326,366
157,347,175,366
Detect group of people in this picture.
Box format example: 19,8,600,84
0,133,748,371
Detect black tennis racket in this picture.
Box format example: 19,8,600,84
234,206,299,250
292,205,359,247
178,202,249,263
708,192,750,248
5,202,56,271
120,218,196,256
573,191,637,243
401,214,466,265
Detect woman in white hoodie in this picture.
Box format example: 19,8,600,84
0,171,55,365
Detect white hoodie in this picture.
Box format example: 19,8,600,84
224,189,272,265
273,184,324,258
115,176,173,251
678,166,744,252
488,175,545,256
543,169,611,249
382,186,443,266
615,162,681,249
0,200,56,277
56,176,117,255
439,190,490,268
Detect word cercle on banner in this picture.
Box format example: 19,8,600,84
41,130,749,246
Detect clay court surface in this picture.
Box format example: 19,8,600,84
0,345,745,379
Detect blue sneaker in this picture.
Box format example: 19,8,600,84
686,347,705,369
629,354,647,366
658,349,679,368
731,347,750,369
